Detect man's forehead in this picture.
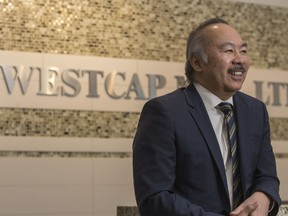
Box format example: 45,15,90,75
203,23,234,33
201,23,244,43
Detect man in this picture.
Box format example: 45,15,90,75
133,18,281,216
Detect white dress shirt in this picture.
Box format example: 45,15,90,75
194,82,234,208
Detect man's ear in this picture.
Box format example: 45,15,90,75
190,55,202,72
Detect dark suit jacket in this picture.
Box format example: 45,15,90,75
133,84,281,216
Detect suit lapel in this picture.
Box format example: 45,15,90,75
184,85,229,197
233,93,252,198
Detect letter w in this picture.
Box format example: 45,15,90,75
1,65,34,94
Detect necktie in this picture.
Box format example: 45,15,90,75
218,102,243,209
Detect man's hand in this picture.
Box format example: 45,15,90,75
229,191,271,216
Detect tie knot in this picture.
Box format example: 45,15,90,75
218,102,233,116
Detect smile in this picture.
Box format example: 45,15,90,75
229,71,243,76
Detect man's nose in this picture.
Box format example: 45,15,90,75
232,51,244,64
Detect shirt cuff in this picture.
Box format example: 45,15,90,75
268,200,275,213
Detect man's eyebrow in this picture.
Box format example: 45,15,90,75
219,42,248,48
242,42,248,48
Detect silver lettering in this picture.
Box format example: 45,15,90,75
105,71,126,99
285,84,288,107
125,73,146,100
37,67,59,96
254,81,263,101
174,76,186,88
1,65,33,94
147,74,166,98
268,82,286,106
82,70,104,98
61,69,81,97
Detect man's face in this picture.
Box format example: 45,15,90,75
194,23,249,100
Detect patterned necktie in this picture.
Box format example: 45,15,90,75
218,102,243,209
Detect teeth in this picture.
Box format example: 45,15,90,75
230,71,243,75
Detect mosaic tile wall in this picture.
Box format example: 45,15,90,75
0,0,288,157
0,0,287,69
0,107,287,140
0,108,138,138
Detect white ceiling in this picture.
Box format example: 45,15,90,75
229,0,288,8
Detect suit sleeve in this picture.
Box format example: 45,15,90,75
132,99,224,216
250,103,281,216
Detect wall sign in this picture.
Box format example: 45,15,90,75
1,51,287,117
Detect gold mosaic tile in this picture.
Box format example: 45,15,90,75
0,108,139,138
0,0,287,70
0,108,287,141
0,150,132,158
270,118,288,140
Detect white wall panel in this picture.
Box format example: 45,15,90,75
0,158,93,186
0,186,93,215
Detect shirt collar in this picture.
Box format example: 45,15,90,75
193,82,233,111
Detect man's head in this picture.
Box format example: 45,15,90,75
185,18,250,100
